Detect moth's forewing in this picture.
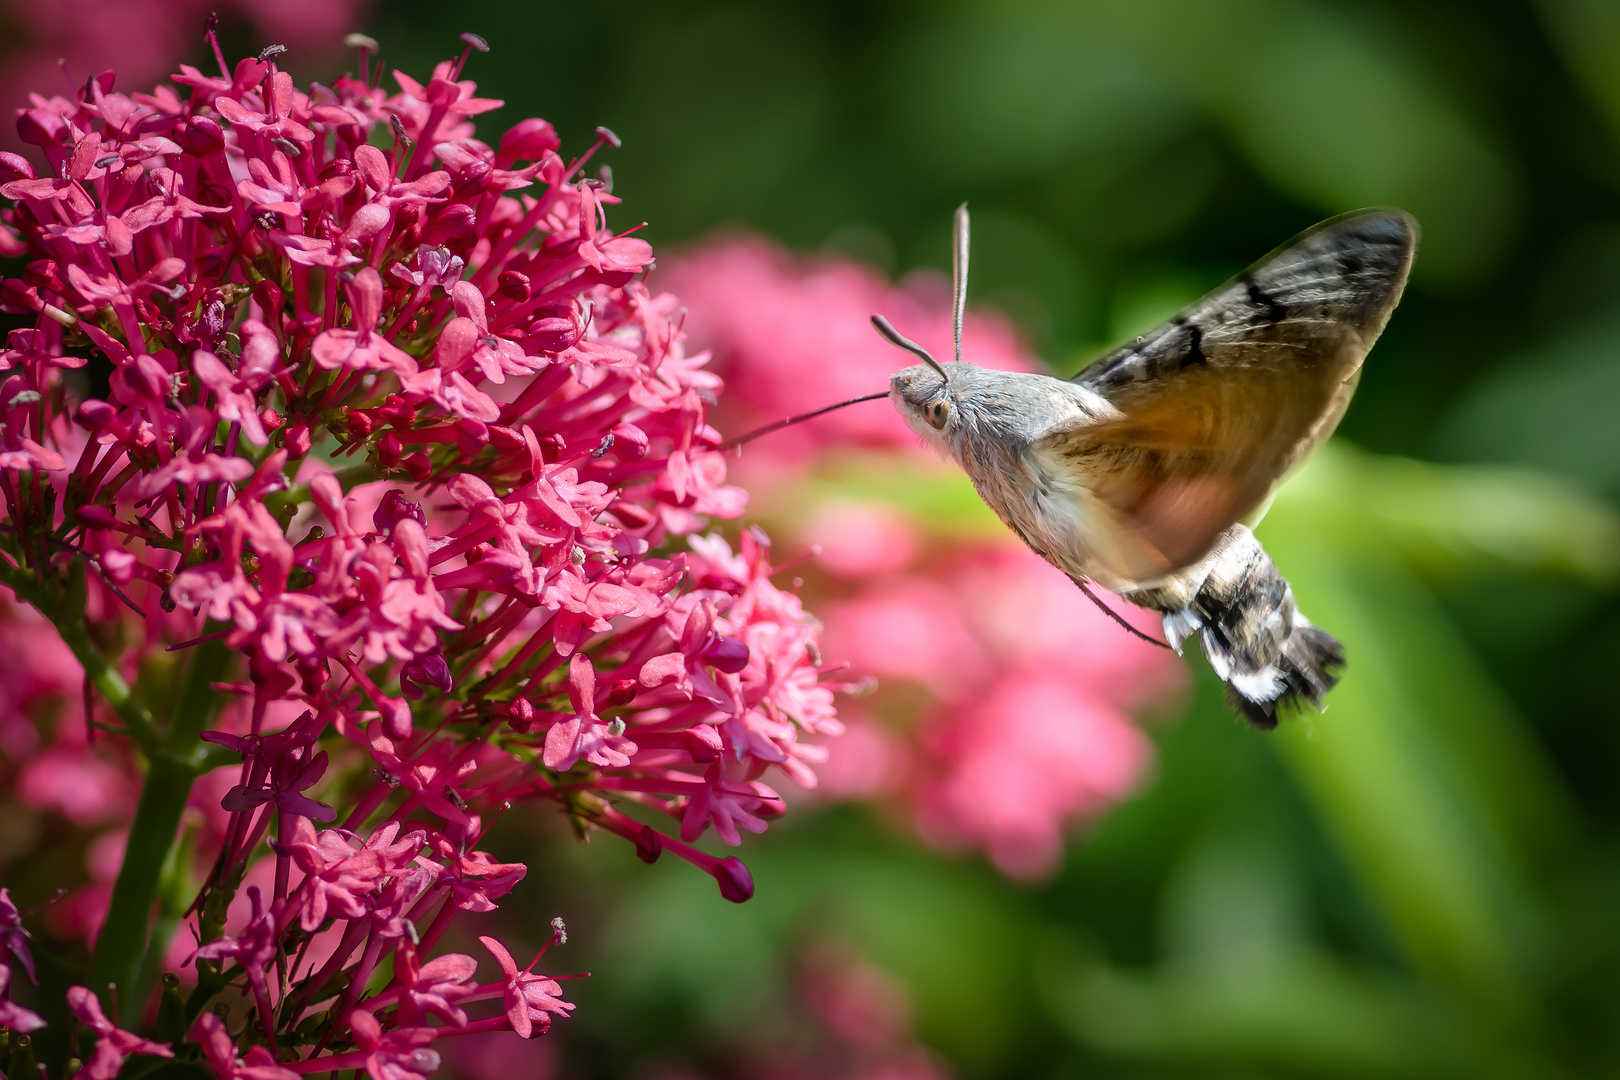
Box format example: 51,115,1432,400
1042,209,1416,585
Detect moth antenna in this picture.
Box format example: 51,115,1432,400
716,391,890,452
952,202,969,366
870,314,949,383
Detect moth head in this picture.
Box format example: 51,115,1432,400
871,314,956,442
889,362,954,433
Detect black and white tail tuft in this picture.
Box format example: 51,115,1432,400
1132,525,1344,729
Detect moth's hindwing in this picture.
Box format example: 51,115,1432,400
1041,209,1416,584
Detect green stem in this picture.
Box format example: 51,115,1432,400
88,755,196,1018
0,557,162,751
89,637,230,1022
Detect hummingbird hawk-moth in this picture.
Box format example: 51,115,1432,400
728,207,1417,726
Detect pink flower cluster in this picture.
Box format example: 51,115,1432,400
666,237,1184,879
0,27,842,1078
0,0,369,152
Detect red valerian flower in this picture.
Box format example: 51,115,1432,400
0,23,849,1080
65,986,173,1080
0,963,44,1033
193,1012,301,1080
478,935,574,1039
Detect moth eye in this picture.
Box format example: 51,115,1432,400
924,399,951,430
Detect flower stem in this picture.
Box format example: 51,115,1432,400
88,636,231,1022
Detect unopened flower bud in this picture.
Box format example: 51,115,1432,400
715,857,754,903
487,424,524,452
375,395,416,427
75,504,116,527
604,679,637,708
403,452,433,482
508,697,536,733
74,399,115,431
497,270,531,301
259,407,284,431
400,653,452,699
704,635,750,674
175,115,225,156
377,432,403,468
498,118,560,162
382,697,414,740
285,420,312,458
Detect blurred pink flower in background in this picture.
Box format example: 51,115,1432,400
666,235,1187,880
0,0,368,150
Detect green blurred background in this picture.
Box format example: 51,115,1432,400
343,1,1620,1076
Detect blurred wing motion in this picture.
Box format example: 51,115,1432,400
1040,209,1417,586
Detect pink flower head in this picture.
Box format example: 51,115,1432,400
0,963,45,1033
392,942,478,1027
278,818,386,931
0,27,851,1076
347,1009,441,1080
188,887,279,1016
311,268,418,376
193,1012,299,1080
0,888,36,982
543,652,637,772
66,985,173,1080
478,936,574,1039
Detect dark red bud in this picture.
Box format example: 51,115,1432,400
319,156,355,180
453,418,489,452
375,395,416,427
508,697,536,733
176,115,225,156
400,653,452,699
377,431,403,469
346,410,374,438
497,270,530,302
286,420,312,458
75,504,117,527
704,636,750,674
259,407,284,431
714,857,754,903
635,825,662,864
74,399,115,430
403,452,432,482
604,679,638,708
253,279,286,322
